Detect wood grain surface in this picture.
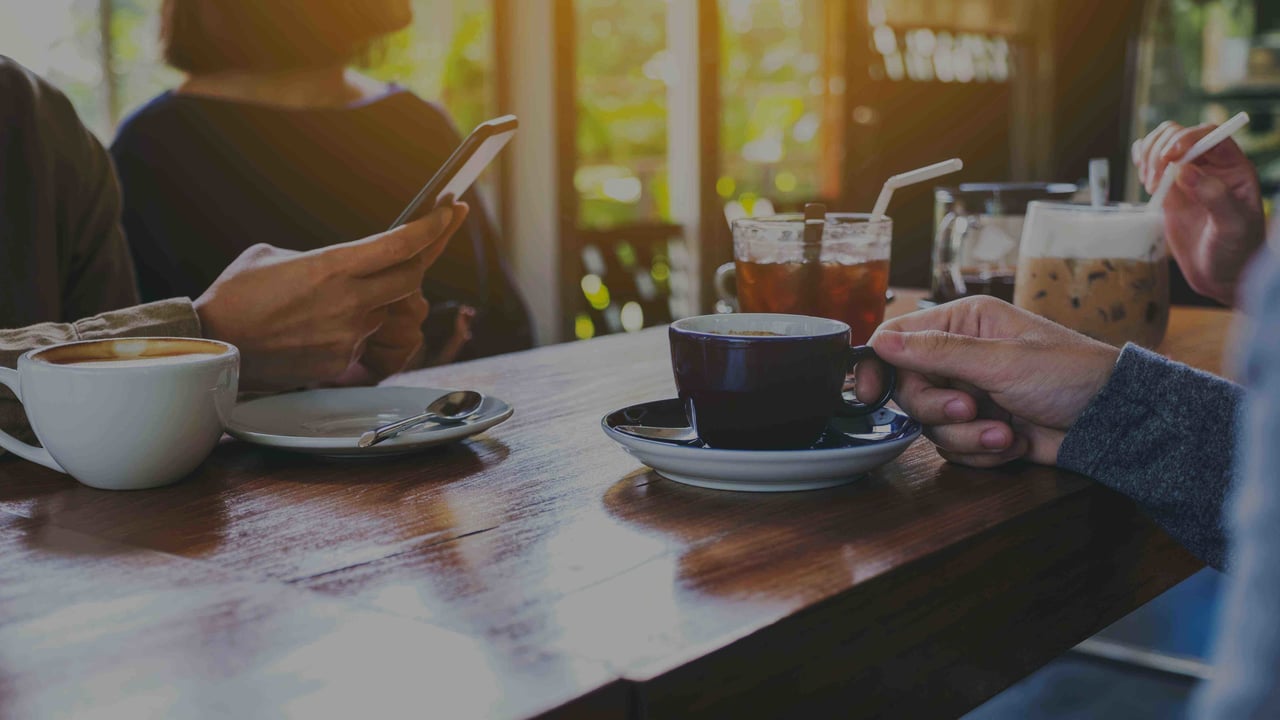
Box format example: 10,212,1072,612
0,290,1229,718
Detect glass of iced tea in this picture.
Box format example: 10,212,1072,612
1013,202,1169,348
715,213,892,345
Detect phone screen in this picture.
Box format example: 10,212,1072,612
389,115,518,231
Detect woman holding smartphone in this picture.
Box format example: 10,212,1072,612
111,0,533,364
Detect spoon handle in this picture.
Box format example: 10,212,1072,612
359,412,438,448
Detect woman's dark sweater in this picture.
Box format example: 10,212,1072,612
110,89,533,360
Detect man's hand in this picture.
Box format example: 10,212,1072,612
855,297,1120,468
1133,121,1265,306
194,204,468,390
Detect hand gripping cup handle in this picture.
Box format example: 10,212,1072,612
841,345,896,418
0,366,66,473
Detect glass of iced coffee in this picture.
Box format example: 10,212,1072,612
716,214,891,345
1013,202,1169,348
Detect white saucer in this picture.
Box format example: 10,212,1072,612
227,386,513,457
601,400,920,492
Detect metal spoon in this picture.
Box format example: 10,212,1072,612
358,390,484,448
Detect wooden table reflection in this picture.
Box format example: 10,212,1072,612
0,289,1227,718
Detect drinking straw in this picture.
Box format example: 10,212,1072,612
799,203,826,309
1149,111,1250,210
1089,158,1109,207
803,202,826,258
870,158,963,221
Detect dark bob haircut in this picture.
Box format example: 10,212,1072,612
161,0,412,74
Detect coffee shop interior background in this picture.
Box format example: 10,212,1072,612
7,0,1275,346
2,0,1274,716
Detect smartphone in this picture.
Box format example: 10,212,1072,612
388,114,519,231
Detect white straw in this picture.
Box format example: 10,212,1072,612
1089,158,1109,207
1149,111,1250,210
870,158,963,220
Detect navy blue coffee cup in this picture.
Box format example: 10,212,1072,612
669,314,895,450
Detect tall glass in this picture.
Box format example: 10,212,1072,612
1013,202,1170,348
716,214,892,345
932,182,1078,303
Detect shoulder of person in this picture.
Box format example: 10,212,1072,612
0,55,87,143
0,55,117,193
111,92,186,153
379,89,464,141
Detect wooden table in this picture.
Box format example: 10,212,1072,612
0,291,1229,719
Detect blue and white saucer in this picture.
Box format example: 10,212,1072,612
601,399,921,492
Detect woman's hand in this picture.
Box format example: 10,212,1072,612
195,204,468,390
1134,121,1265,306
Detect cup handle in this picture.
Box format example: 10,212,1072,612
0,366,66,473
713,262,737,303
838,345,895,417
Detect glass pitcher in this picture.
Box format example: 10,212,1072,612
932,182,1078,303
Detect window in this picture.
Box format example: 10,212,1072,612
0,0,496,142
573,0,671,229
0,0,173,140
719,0,846,218
365,1,497,136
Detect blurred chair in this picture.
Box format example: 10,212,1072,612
575,225,684,339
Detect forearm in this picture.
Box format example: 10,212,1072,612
1057,344,1242,570
1,298,200,444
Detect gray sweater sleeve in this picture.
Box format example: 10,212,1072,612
1057,343,1242,570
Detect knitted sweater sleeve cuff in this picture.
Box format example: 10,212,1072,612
1057,343,1242,569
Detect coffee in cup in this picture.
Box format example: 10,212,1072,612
669,314,895,450
0,337,239,490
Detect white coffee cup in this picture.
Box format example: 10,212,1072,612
0,337,239,490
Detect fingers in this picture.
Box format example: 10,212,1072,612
1159,124,1214,164
408,201,470,275
1142,122,1252,196
323,205,457,276
1134,120,1180,189
936,436,1030,469
1175,164,1227,212
870,329,1006,391
430,305,476,366
1162,122,1251,169
1146,124,1187,190
437,201,471,246
1175,165,1250,235
359,306,390,342
876,295,1037,340
362,294,430,378
865,369,976,424
926,420,1016,453
351,254,430,310
925,421,1030,468
340,202,471,312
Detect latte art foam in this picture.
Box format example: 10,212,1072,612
61,353,226,368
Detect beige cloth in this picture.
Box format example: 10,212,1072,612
0,299,201,445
